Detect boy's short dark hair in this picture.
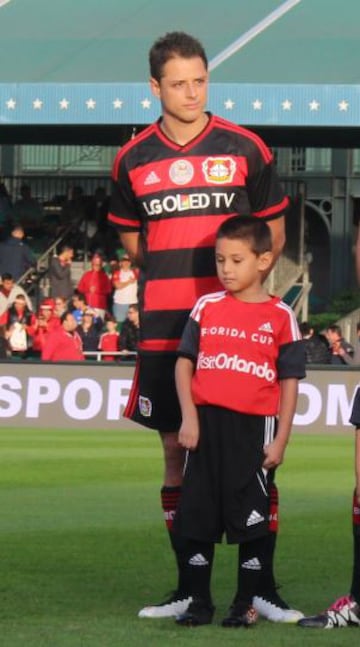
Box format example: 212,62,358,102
149,31,208,81
216,215,272,255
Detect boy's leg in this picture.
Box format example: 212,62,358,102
299,489,360,629
253,483,303,622
222,535,267,627
350,489,360,604
176,540,215,627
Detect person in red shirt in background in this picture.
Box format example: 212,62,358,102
5,293,37,356
32,298,60,355
41,311,84,361
98,314,119,361
77,253,112,320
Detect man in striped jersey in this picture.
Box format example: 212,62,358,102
109,31,301,622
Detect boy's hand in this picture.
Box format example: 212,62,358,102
262,439,286,469
178,416,199,450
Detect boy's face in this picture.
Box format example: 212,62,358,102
106,321,117,332
215,237,271,296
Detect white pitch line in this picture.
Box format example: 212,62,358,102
0,0,12,7
209,0,302,71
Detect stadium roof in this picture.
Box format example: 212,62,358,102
0,0,359,144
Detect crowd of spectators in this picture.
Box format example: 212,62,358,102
0,181,141,362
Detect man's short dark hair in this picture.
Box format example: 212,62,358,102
216,215,272,256
60,310,72,324
1,273,13,282
149,31,208,81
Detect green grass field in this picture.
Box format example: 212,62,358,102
0,428,357,646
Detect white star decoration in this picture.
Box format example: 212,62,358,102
33,98,43,110
338,100,349,112
113,98,123,109
2,96,352,118
224,99,235,110
309,100,320,111
59,98,69,110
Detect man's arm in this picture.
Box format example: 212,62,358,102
175,356,199,450
119,231,143,268
267,216,286,268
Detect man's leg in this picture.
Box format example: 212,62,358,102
138,431,192,618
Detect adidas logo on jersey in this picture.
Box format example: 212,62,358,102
242,558,261,571
258,322,274,333
188,553,209,567
246,510,265,527
144,171,161,185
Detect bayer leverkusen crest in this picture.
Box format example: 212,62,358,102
202,157,236,184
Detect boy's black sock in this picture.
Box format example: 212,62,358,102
235,535,269,609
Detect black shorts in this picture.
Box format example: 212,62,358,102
350,387,360,427
124,353,181,432
173,406,276,544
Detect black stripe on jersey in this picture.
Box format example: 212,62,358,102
141,309,190,342
144,247,217,281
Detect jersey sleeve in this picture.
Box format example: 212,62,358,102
277,340,306,379
178,316,200,362
246,141,289,220
108,151,141,232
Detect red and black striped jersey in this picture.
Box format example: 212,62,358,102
178,292,305,416
109,113,289,354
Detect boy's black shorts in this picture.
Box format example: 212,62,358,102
123,353,181,432
173,405,276,544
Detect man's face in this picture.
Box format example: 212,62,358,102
2,279,13,292
63,313,77,332
92,258,102,271
150,56,208,125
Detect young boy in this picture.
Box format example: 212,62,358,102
173,215,306,627
298,389,360,629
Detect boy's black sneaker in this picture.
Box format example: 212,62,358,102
222,601,258,628
176,598,215,626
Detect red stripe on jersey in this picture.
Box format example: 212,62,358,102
108,212,141,228
147,214,231,251
144,277,223,311
154,116,214,151
111,123,157,179
129,155,248,196
123,357,140,419
253,196,289,219
139,339,180,352
212,116,273,164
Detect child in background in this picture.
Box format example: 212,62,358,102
99,314,119,362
